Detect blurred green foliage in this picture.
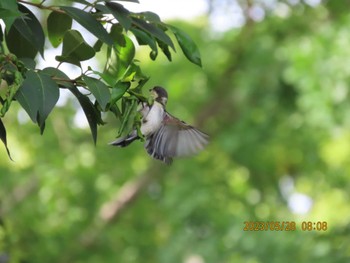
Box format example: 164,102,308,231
1,1,350,263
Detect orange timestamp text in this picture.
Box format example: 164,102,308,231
243,221,328,231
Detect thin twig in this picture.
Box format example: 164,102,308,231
17,0,65,14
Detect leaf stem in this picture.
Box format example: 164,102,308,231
17,0,65,14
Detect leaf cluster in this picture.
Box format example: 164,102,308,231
0,0,202,157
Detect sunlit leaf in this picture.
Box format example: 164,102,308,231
105,35,135,82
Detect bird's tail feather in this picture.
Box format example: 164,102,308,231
109,130,139,147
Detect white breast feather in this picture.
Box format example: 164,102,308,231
141,102,164,136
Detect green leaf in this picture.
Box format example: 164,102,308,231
15,70,59,130
168,25,202,67
82,75,111,110
131,17,175,50
41,67,74,89
13,4,45,57
115,35,135,75
47,11,72,48
5,23,37,59
20,58,36,69
0,8,22,19
61,29,95,61
106,0,139,3
0,118,12,160
138,11,161,23
69,86,101,144
55,56,81,67
109,24,126,46
5,4,45,59
130,27,157,51
157,40,172,61
60,6,114,46
67,0,92,5
104,2,132,30
110,81,130,105
118,98,138,137
93,39,103,52
105,35,135,82
0,0,19,31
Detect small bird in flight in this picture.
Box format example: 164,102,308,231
110,86,209,164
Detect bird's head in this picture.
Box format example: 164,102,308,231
150,86,168,106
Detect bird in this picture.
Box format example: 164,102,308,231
109,86,209,164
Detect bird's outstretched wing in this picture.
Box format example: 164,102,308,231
145,112,209,165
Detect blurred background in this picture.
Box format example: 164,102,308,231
1,0,350,262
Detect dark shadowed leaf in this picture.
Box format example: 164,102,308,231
93,39,103,52
5,24,37,59
83,75,111,110
130,27,157,51
0,118,13,160
47,11,72,48
69,86,102,144
168,25,202,67
67,0,92,5
55,55,81,67
41,67,74,89
131,17,175,50
105,2,132,30
157,40,172,61
15,70,59,129
21,58,36,69
60,6,114,46
12,4,45,57
61,30,95,61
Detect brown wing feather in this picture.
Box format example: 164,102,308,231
145,112,209,164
